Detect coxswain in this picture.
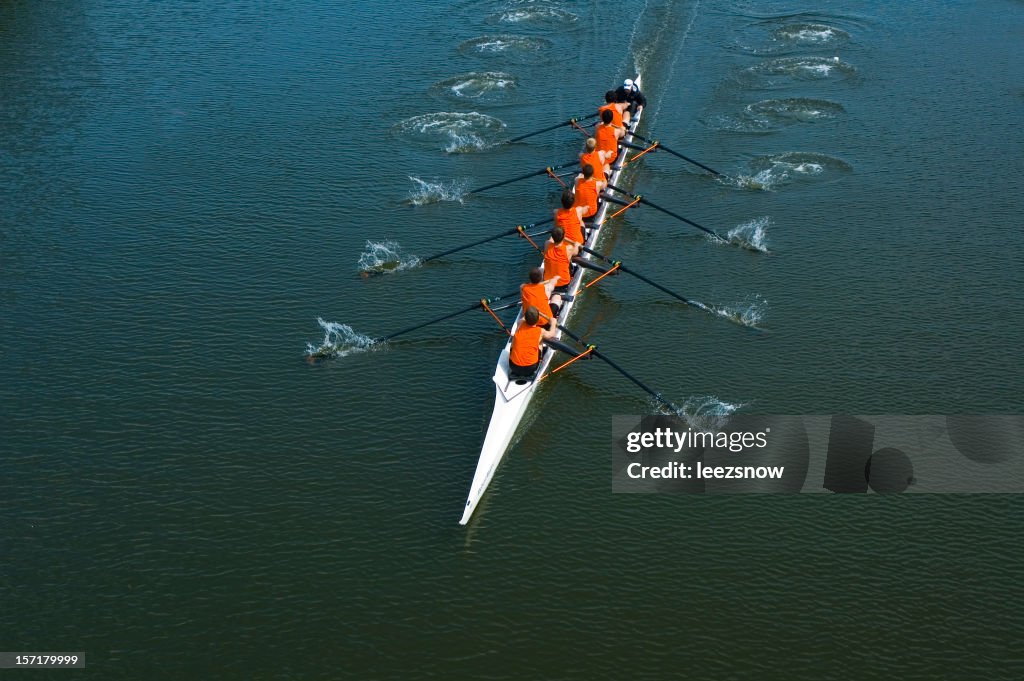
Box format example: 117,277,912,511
594,108,623,166
508,305,558,379
553,187,586,244
580,137,610,180
615,78,647,120
573,163,605,232
598,90,626,131
544,225,580,292
520,266,560,326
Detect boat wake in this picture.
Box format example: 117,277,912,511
357,240,421,276
406,176,468,205
726,216,771,253
306,319,377,361
393,112,505,153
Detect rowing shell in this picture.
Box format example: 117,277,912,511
459,75,644,525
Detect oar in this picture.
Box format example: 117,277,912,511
468,160,578,195
556,325,683,414
503,114,599,145
377,290,520,342
605,184,726,242
626,134,724,177
576,246,712,313
421,218,554,263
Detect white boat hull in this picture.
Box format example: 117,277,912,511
460,76,644,525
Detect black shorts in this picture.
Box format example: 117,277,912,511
509,360,539,378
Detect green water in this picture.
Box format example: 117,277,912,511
2,0,1022,678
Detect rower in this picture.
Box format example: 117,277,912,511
579,137,610,180
594,108,623,167
520,266,560,326
573,163,605,233
544,225,580,294
508,305,558,379
553,187,586,245
615,78,647,120
598,90,626,131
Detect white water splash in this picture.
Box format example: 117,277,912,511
732,152,849,190
491,5,578,25
712,295,768,329
393,112,505,153
459,35,553,63
437,72,516,102
741,55,855,85
773,23,849,45
727,216,771,253
356,240,421,274
744,98,844,124
306,319,377,360
654,394,746,428
406,176,467,205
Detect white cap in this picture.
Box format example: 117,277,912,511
623,78,634,89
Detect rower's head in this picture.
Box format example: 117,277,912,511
605,90,616,104
525,306,541,326
528,267,542,284
601,109,613,125
560,188,575,209
582,164,594,179
615,89,628,103
623,78,634,91
551,226,565,244
585,137,597,151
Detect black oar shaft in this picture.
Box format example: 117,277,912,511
505,119,572,145
503,113,599,145
577,246,707,311
467,160,579,195
605,185,723,241
422,216,553,263
630,134,724,177
422,228,518,263
378,289,519,342
557,325,682,414
468,168,547,195
639,196,723,241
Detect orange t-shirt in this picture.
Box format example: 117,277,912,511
595,123,619,164
510,322,543,367
574,176,599,218
580,150,606,178
520,282,554,323
554,206,584,243
544,241,571,286
598,103,624,129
